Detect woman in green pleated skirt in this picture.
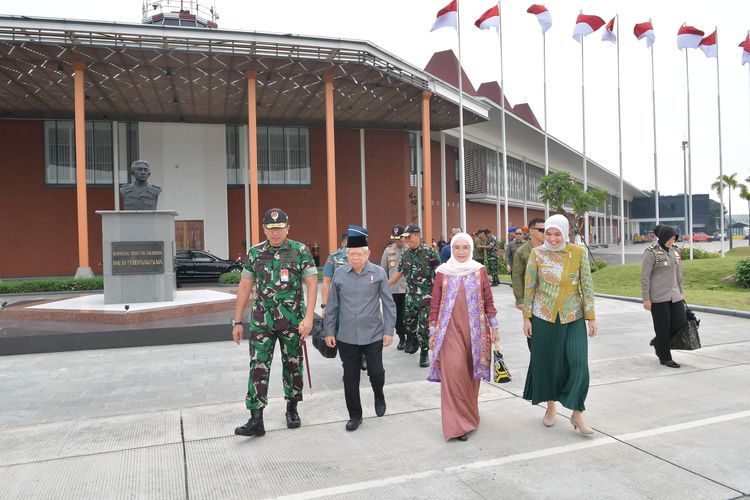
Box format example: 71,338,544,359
521,214,597,435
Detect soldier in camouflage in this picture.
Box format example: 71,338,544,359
484,228,500,286
232,208,318,438
387,223,440,368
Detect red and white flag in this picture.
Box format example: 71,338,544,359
527,4,551,34
431,0,458,32
740,34,750,66
634,21,655,48
602,17,616,43
573,13,605,43
677,24,704,49
475,5,499,31
699,30,717,58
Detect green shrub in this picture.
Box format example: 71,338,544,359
218,272,242,284
679,248,719,260
590,259,609,272
735,259,750,288
0,277,103,294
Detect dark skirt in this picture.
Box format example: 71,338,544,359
523,316,589,411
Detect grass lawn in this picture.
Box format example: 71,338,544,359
592,248,750,311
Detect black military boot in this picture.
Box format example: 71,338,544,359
286,401,301,429
405,335,419,354
419,348,430,368
396,334,406,351
234,409,265,437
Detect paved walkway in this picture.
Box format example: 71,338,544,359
0,286,748,499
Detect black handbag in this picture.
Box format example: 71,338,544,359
311,313,338,358
493,342,511,383
671,306,701,350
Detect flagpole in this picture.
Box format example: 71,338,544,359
650,24,660,226
616,16,625,264
715,27,726,256
457,3,467,232
543,29,550,218
497,1,509,242
685,49,694,260
581,35,589,245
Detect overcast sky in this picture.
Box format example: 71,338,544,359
3,1,750,212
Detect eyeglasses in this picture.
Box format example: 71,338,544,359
531,227,545,233
515,232,523,235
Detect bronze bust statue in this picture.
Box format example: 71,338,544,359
120,160,162,210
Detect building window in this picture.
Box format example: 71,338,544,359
227,125,310,186
45,120,138,186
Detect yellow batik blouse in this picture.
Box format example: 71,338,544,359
523,243,596,324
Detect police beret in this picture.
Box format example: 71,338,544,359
263,208,288,228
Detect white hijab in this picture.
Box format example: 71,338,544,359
436,232,484,277
540,214,570,252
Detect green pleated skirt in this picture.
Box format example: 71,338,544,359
523,315,589,411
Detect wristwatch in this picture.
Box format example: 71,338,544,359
320,304,326,309
231,319,243,326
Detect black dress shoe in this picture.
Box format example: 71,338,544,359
456,433,468,441
346,418,363,431
649,337,655,347
374,397,386,417
397,338,405,350
661,360,681,368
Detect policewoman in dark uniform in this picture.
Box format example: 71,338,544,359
640,225,686,368
232,208,318,437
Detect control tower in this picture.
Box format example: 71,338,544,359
142,0,219,28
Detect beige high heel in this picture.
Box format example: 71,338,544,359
570,416,594,435
543,413,556,427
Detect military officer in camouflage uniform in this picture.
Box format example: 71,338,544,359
387,223,440,367
484,228,500,286
232,208,318,438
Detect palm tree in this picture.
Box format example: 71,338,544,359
711,173,745,250
740,183,750,247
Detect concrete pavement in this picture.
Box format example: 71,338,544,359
0,285,748,499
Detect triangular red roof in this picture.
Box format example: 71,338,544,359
475,82,512,110
423,50,477,95
511,103,541,129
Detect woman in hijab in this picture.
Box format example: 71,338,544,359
522,214,598,435
427,232,500,441
640,224,685,368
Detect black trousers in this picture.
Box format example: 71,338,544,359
338,340,385,419
393,293,406,341
649,300,686,362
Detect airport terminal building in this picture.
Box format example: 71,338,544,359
0,7,643,278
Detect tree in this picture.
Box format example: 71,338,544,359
538,171,607,250
711,173,746,250
740,184,750,247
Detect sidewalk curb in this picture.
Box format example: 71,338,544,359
497,280,750,319
594,293,750,320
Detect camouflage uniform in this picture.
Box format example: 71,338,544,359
399,243,440,350
485,234,499,283
242,239,317,409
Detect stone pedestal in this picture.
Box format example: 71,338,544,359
97,210,178,304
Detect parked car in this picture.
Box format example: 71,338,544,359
711,232,727,241
685,232,711,242
175,250,242,282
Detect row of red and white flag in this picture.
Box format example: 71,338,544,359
431,1,750,65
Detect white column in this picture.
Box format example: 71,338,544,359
440,133,447,238
416,132,423,230
112,121,120,211
360,128,367,227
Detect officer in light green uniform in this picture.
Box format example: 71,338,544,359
231,208,318,438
